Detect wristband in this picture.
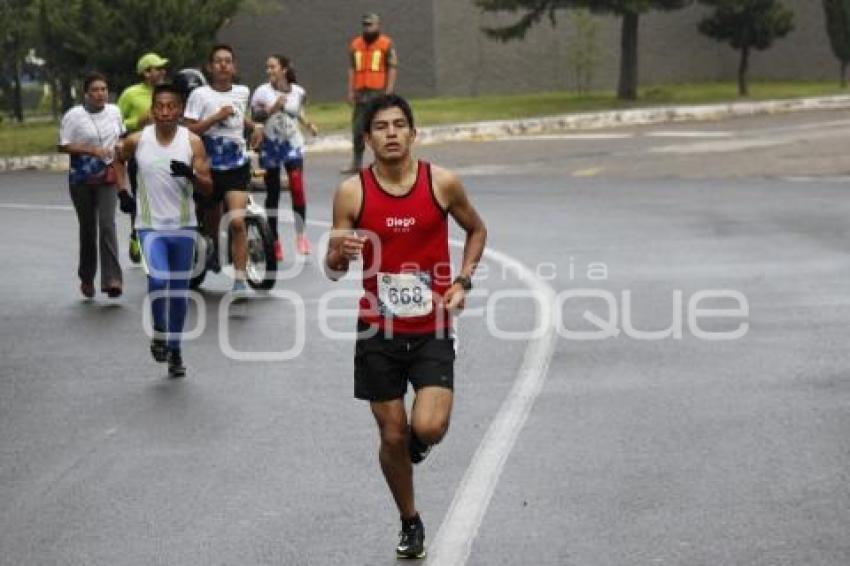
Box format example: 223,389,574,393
453,275,472,291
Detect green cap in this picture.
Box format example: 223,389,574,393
136,53,169,74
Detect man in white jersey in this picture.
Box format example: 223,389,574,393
184,43,263,293
119,83,213,377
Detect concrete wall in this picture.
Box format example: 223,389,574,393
219,0,436,102
222,0,839,102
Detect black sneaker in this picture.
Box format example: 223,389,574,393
150,337,168,363
167,348,186,378
409,433,431,465
396,515,426,559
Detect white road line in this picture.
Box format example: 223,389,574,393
0,202,73,211
645,131,734,138
3,204,559,566
649,138,788,154
426,247,557,566
494,133,633,141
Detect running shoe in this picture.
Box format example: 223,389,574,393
296,235,312,255
80,281,95,299
150,337,168,363
409,433,431,465
396,515,426,559
167,348,186,378
128,234,142,264
274,239,284,261
103,281,122,298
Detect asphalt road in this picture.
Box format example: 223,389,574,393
2,108,850,565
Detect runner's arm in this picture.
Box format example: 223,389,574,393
437,166,486,281
57,142,111,160
385,46,398,94
297,96,318,136
325,178,365,280
188,134,213,195
115,132,140,162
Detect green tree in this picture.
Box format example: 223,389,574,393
35,0,246,112
567,8,598,93
474,0,693,100
698,0,794,96
93,0,242,92
0,0,37,121
823,0,850,87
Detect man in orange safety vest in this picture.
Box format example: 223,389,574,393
343,12,398,174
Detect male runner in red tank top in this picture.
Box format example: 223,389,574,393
325,94,487,559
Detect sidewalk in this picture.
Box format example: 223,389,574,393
4,95,850,173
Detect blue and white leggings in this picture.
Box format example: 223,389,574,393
138,229,196,349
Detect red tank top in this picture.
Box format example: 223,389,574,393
356,161,451,334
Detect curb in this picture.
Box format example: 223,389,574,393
5,95,850,173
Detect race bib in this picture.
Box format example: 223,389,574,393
377,272,433,318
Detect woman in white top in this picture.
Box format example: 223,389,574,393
58,71,129,299
251,55,318,259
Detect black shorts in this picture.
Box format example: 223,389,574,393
211,163,251,201
354,321,456,402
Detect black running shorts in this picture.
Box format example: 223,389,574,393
354,321,456,402
211,163,251,201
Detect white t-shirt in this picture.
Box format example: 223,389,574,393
134,125,196,230
184,84,250,170
59,104,125,184
250,82,306,148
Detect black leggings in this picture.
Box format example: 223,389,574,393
264,162,306,241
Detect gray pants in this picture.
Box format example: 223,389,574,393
351,89,385,169
69,183,122,289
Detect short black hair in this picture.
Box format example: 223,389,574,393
209,43,235,62
152,82,186,104
82,71,107,93
362,94,415,134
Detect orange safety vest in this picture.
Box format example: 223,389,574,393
350,34,393,91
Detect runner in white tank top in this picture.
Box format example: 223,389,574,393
134,125,196,230
118,83,212,378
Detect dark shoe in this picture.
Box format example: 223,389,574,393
409,433,431,465
167,348,186,378
396,515,426,559
129,234,142,264
103,281,122,298
80,281,95,299
150,337,168,363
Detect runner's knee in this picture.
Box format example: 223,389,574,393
412,417,450,446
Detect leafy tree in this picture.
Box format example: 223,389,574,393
35,0,246,113
823,0,850,87
474,0,692,100
698,0,794,96
0,0,37,121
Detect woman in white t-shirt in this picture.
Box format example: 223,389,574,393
251,55,318,259
58,71,130,299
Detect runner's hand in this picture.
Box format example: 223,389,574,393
339,232,367,261
170,160,195,180
215,104,235,121
118,190,136,215
443,284,467,312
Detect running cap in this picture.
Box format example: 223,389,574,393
137,53,169,74
362,12,380,25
